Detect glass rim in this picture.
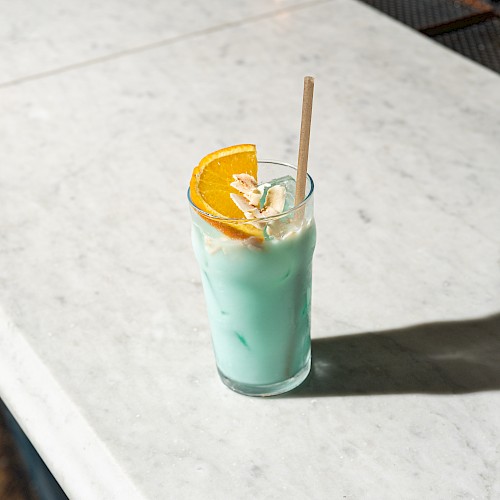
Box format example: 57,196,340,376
187,159,314,223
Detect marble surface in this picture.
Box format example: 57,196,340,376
0,0,322,85
1,0,500,498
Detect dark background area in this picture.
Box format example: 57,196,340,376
0,401,67,500
360,0,500,73
0,405,38,500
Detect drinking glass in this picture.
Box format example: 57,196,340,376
189,161,315,396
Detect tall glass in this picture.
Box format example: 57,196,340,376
188,161,315,396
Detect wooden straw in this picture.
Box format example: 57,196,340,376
294,76,315,207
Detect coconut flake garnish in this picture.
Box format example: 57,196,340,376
230,173,293,237
231,174,262,206
231,174,287,220
263,185,286,213
229,193,254,213
230,173,257,192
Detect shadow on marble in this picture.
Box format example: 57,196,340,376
285,313,500,397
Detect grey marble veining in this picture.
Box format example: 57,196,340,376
0,0,324,85
1,0,500,498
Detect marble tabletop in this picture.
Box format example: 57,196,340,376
1,0,500,498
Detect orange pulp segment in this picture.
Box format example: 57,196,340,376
189,144,263,240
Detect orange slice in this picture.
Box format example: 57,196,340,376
189,144,263,240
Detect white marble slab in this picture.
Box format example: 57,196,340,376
1,0,500,498
0,0,322,85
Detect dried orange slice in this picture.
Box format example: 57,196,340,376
189,144,263,240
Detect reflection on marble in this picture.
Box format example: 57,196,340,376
0,0,500,498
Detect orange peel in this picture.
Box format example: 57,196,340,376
189,144,263,241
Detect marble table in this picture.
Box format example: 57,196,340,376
1,0,500,498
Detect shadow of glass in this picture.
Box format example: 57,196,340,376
284,313,500,397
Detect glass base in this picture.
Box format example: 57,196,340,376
217,354,311,397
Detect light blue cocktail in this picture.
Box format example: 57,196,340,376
189,161,315,396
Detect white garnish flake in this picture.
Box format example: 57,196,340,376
230,174,257,193
229,193,254,214
230,172,293,238
263,185,286,213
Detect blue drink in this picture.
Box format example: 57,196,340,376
189,161,315,396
